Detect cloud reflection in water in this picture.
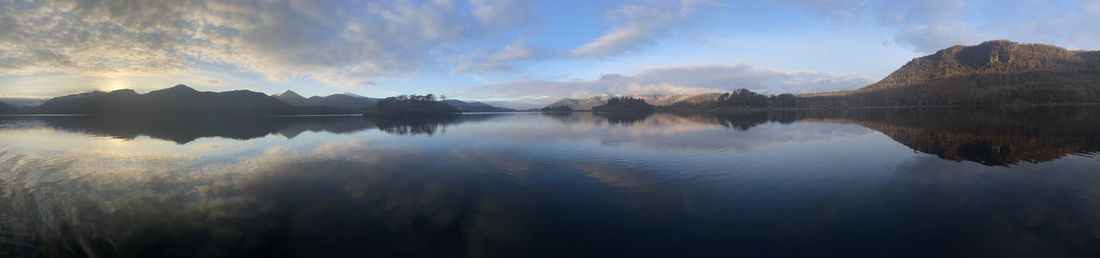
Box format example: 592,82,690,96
2,108,1100,257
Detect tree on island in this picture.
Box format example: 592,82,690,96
591,97,655,113
540,105,574,113
366,94,459,117
715,89,797,108
666,89,797,112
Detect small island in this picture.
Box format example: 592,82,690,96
364,94,460,117
540,105,574,113
665,89,798,113
590,97,655,113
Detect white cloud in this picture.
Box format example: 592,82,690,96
571,0,707,58
454,0,711,73
632,64,874,94
470,0,533,29
787,0,1100,52
0,0,533,85
872,0,986,52
488,39,536,63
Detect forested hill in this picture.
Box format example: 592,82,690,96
802,40,1100,107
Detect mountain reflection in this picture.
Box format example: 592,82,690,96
653,107,1100,166
2,108,1100,257
802,107,1100,166
591,112,652,125
370,114,497,135
3,107,1097,165
671,111,798,131
0,114,498,143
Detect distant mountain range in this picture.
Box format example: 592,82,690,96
269,91,513,112
549,40,1100,110
272,90,380,109
32,85,313,115
0,97,45,107
0,85,513,115
543,94,722,110
5,40,1098,115
443,100,515,112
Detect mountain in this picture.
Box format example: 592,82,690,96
273,90,379,109
863,40,1098,91
0,97,45,107
272,90,310,105
35,85,326,115
0,102,11,114
804,40,1100,106
443,100,514,112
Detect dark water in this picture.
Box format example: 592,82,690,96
2,107,1100,257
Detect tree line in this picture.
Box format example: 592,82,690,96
715,89,797,108
369,94,458,116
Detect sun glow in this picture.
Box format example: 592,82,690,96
103,79,126,92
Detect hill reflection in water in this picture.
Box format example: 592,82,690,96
0,114,502,144
1,107,1099,257
3,107,1097,165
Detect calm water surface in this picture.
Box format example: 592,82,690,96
2,107,1100,257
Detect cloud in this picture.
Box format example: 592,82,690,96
470,0,533,29
462,63,873,107
632,64,874,93
456,0,710,73
452,38,556,73
0,0,533,85
787,0,1100,52
785,0,981,52
571,0,707,58
871,0,986,52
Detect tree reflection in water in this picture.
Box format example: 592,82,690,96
2,107,1100,257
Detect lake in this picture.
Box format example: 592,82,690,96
2,107,1100,257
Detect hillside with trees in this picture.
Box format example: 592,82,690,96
800,40,1100,107
667,89,797,112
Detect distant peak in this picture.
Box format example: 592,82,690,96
109,89,138,95
148,84,200,95
342,92,367,98
170,84,193,90
275,90,304,98
165,84,198,92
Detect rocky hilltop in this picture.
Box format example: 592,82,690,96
807,40,1100,106
864,40,1100,92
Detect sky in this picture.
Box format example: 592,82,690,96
2,0,1099,109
